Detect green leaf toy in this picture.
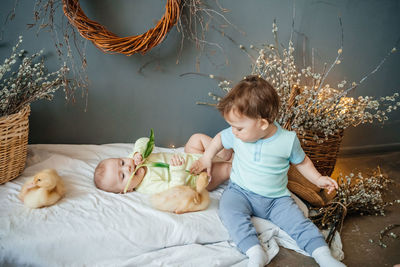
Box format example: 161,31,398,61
143,129,154,158
123,129,168,193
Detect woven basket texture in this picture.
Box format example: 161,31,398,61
0,105,30,184
299,129,344,177
284,85,344,177
287,166,335,207
286,128,344,207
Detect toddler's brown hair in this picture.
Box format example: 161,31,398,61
217,75,280,123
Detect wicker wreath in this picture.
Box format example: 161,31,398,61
62,0,181,55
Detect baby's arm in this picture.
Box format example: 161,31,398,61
131,137,149,164
293,156,338,194
169,154,187,187
190,132,224,176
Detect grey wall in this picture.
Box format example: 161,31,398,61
1,0,399,153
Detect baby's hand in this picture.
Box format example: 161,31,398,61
190,157,212,176
170,154,185,166
133,152,144,165
315,176,339,194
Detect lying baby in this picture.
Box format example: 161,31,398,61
93,133,232,213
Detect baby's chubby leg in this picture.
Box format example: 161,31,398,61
185,133,232,190
184,133,233,161
206,161,231,191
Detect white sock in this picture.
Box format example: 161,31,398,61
312,246,346,267
246,244,268,267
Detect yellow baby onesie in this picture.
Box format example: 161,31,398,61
129,137,202,194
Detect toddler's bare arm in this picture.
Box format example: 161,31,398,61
294,156,338,193
190,132,224,176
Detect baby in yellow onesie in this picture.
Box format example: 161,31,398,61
93,133,233,194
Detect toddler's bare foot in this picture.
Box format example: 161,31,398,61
216,149,233,162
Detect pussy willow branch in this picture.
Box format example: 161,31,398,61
26,0,88,106
343,37,399,95
332,38,399,109
315,17,344,93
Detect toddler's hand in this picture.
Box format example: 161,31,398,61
315,176,338,194
170,154,185,166
190,157,212,176
133,152,144,165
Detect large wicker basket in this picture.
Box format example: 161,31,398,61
282,87,344,206
286,128,344,207
283,86,344,177
0,105,30,184
298,129,344,177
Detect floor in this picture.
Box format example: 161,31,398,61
268,151,400,267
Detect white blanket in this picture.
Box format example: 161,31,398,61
0,144,343,266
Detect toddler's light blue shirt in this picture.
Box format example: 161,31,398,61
220,122,305,198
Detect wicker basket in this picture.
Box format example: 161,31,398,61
297,129,344,177
286,129,343,206
0,105,30,184
287,166,336,207
282,87,344,206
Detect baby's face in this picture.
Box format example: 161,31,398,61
225,109,270,142
100,157,139,193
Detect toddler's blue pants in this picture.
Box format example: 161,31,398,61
219,182,326,255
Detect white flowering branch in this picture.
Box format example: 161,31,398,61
310,166,399,245
0,36,70,117
193,19,399,142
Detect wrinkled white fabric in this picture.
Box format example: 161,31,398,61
0,144,343,266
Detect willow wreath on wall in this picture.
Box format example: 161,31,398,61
62,0,182,55
3,0,236,104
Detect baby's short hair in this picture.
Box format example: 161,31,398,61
93,159,107,190
217,75,280,123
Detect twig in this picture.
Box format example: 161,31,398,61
315,17,344,93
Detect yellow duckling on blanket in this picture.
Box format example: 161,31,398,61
150,172,210,214
19,169,65,208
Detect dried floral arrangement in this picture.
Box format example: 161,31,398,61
309,167,399,245
0,36,70,117
194,19,399,142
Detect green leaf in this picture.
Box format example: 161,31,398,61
145,162,170,169
124,129,156,194
143,129,154,159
